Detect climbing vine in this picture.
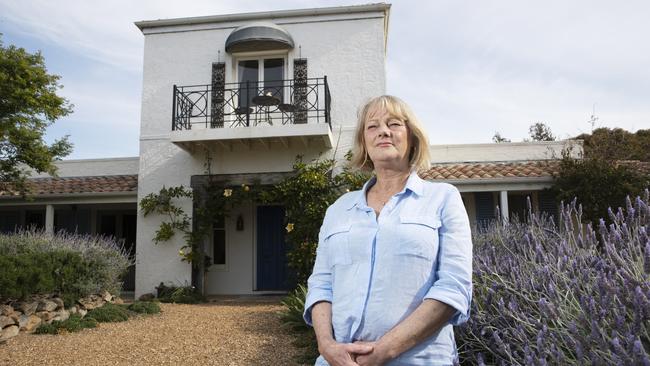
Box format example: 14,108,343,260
139,152,369,285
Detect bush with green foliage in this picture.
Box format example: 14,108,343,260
279,284,319,364
127,301,161,314
34,314,97,335
552,154,648,225
155,283,205,304
85,302,130,322
0,231,131,306
261,156,369,284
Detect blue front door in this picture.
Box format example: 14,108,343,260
256,205,289,291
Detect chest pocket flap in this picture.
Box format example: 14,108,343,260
323,224,352,266
399,215,441,229
397,215,441,260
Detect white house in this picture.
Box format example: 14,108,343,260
0,3,582,298
133,4,391,297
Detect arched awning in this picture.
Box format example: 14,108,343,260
225,22,294,53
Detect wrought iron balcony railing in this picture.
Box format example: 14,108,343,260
172,77,331,130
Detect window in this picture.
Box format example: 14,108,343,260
237,57,285,107
213,216,226,265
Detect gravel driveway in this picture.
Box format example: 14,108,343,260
0,298,304,365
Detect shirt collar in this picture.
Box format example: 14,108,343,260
346,170,424,210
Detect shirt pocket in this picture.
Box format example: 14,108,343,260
396,215,442,260
323,224,352,266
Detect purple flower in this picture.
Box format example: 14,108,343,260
644,242,650,275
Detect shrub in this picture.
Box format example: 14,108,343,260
552,154,649,225
86,303,129,322
456,192,650,365
263,157,369,285
33,314,97,335
0,230,131,305
33,322,58,335
155,283,204,304
279,284,318,364
128,301,161,314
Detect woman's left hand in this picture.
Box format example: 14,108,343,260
352,341,392,366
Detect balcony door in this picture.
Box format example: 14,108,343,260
237,57,285,108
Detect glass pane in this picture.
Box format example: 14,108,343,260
213,229,226,265
264,58,284,100
238,60,258,107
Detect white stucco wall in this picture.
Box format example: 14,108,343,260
429,140,583,163
135,7,387,296
204,202,254,294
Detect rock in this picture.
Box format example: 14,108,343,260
0,316,15,328
37,300,58,312
112,297,124,305
139,293,155,301
100,290,112,302
77,298,96,310
21,315,41,332
51,297,65,310
69,306,77,314
18,302,38,316
18,314,29,329
52,310,70,322
0,305,13,316
0,325,19,342
35,311,54,323
9,312,20,323
78,309,87,318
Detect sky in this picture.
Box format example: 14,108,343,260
1,0,649,159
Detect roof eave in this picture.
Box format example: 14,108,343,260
134,3,391,31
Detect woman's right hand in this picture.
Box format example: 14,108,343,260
319,339,374,366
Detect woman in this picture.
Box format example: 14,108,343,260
303,95,473,366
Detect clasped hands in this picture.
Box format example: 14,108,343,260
320,339,392,366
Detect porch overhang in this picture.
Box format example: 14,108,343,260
225,22,294,53
170,123,333,152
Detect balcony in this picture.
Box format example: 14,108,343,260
170,77,333,151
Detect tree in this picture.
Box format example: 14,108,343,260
492,132,511,143
0,35,73,195
528,122,555,141
551,153,648,225
575,127,650,162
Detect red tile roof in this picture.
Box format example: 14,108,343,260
0,175,138,197
420,161,559,181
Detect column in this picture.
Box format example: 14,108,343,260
45,204,54,234
499,191,509,224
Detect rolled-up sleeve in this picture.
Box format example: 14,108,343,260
424,186,473,325
303,224,332,326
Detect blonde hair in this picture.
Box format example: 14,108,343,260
350,95,431,173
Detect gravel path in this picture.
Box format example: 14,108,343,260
0,300,304,366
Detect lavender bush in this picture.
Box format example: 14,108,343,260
457,190,650,365
0,230,132,301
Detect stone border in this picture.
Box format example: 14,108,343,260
0,291,121,343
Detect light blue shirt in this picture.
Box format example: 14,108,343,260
304,171,473,366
